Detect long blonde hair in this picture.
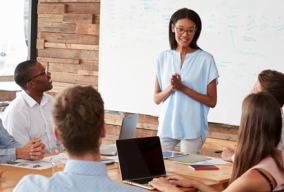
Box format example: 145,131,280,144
230,92,284,182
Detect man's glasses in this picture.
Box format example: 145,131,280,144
27,68,48,82
175,26,196,35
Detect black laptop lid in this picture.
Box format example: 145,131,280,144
116,136,166,180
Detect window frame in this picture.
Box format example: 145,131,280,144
27,0,38,60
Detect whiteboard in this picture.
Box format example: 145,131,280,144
99,0,284,126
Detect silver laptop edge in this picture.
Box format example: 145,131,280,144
100,113,139,156
123,180,155,190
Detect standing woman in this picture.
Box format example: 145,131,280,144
154,8,219,154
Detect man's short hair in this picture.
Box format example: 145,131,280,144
52,85,104,156
14,60,38,90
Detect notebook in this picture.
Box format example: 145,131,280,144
100,113,139,156
116,136,167,190
168,155,211,164
188,164,219,170
162,151,187,159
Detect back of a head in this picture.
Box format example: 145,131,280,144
258,69,284,107
14,60,37,90
231,92,282,182
52,85,104,156
240,92,282,151
169,8,202,50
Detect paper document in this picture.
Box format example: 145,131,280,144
43,153,68,164
4,159,53,170
4,153,68,170
191,158,230,165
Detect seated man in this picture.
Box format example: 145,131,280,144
0,119,45,164
3,60,64,153
14,86,146,192
222,69,284,162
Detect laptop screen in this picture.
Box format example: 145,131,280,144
116,136,166,180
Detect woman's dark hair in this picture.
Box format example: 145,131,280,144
258,69,284,107
168,8,202,50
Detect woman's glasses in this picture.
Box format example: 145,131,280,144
175,26,196,35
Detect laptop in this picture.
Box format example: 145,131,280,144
100,113,139,156
116,136,167,190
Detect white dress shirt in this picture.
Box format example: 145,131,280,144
3,91,59,153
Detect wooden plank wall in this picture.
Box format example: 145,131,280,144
37,0,100,94
104,112,237,157
37,0,238,157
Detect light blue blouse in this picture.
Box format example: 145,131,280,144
156,49,219,143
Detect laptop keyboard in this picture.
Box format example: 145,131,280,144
131,176,167,184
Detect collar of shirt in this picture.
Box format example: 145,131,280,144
21,91,50,107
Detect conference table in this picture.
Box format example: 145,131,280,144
0,155,232,192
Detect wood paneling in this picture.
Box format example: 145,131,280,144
38,32,99,44
65,3,100,14
44,42,99,50
38,4,66,14
38,23,76,33
36,39,45,49
38,49,99,60
63,14,94,24
38,14,63,23
38,0,99,94
51,71,98,85
47,61,98,73
37,57,80,64
76,23,99,35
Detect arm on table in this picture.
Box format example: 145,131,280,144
149,175,218,192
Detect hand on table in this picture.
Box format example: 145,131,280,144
149,174,199,192
221,147,235,162
16,138,45,160
149,176,183,192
